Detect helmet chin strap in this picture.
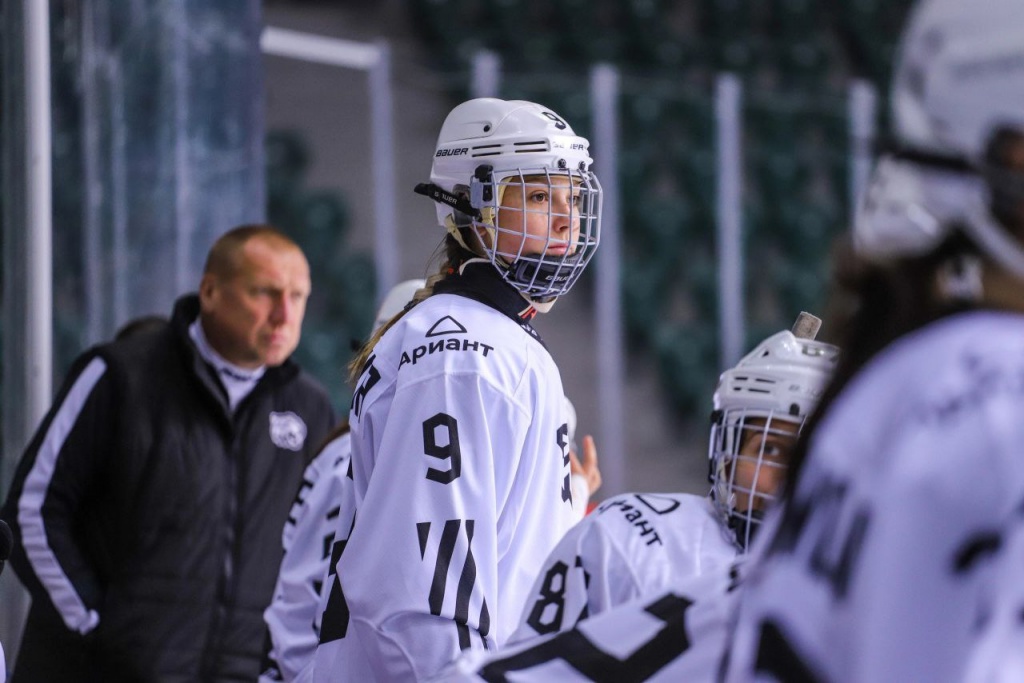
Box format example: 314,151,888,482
529,297,556,314
452,257,558,313
507,251,584,301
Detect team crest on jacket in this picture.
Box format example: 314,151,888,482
269,411,307,451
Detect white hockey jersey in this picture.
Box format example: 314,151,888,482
309,265,578,681
510,492,738,643
723,311,1024,682
261,431,352,682
433,560,743,682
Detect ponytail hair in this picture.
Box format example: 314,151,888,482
347,233,474,383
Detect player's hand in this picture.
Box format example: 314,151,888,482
570,435,601,496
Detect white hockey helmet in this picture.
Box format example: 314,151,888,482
855,0,1024,280
709,316,839,550
416,98,602,302
372,278,426,333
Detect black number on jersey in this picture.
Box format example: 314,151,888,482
351,355,380,419
311,504,341,600
480,593,693,683
766,476,871,601
424,412,462,484
526,561,569,635
285,475,316,527
417,518,491,650
557,423,571,503
319,513,358,644
525,556,591,635
751,618,823,683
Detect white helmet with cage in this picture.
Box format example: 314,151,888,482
709,320,839,550
416,97,602,303
855,0,1024,281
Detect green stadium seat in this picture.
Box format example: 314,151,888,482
408,0,471,45
686,256,719,320
630,194,693,255
653,321,719,417
773,264,834,321
779,39,833,91
665,94,715,146
751,150,811,209
265,130,309,197
699,0,755,42
295,190,349,259
770,0,823,41
549,0,617,65
775,199,842,263
714,39,755,78
675,150,716,223
745,97,801,150
621,92,667,143
621,263,669,344
618,147,655,203
332,252,378,340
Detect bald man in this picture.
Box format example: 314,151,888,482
2,225,335,682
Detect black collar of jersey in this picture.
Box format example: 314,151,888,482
432,261,546,347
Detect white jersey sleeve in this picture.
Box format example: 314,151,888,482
311,292,577,682
510,492,737,643
570,473,591,521
260,431,351,683
723,312,1024,683
432,561,743,683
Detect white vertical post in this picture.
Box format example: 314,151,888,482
24,0,53,439
591,64,626,495
260,27,395,303
715,73,744,370
849,78,878,218
8,0,55,662
369,41,398,301
470,50,501,99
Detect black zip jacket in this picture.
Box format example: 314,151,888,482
2,295,335,682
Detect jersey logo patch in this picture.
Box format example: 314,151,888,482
635,493,682,515
427,316,468,337
269,411,307,451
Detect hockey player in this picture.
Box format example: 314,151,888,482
305,97,603,681
260,283,601,683
721,1,1024,680
432,319,838,681
259,278,425,683
509,320,837,643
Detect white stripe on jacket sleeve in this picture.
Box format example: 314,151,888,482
18,356,106,634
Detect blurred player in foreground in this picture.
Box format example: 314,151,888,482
306,97,603,681
433,315,838,681
720,0,1024,680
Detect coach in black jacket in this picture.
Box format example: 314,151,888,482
2,225,335,682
